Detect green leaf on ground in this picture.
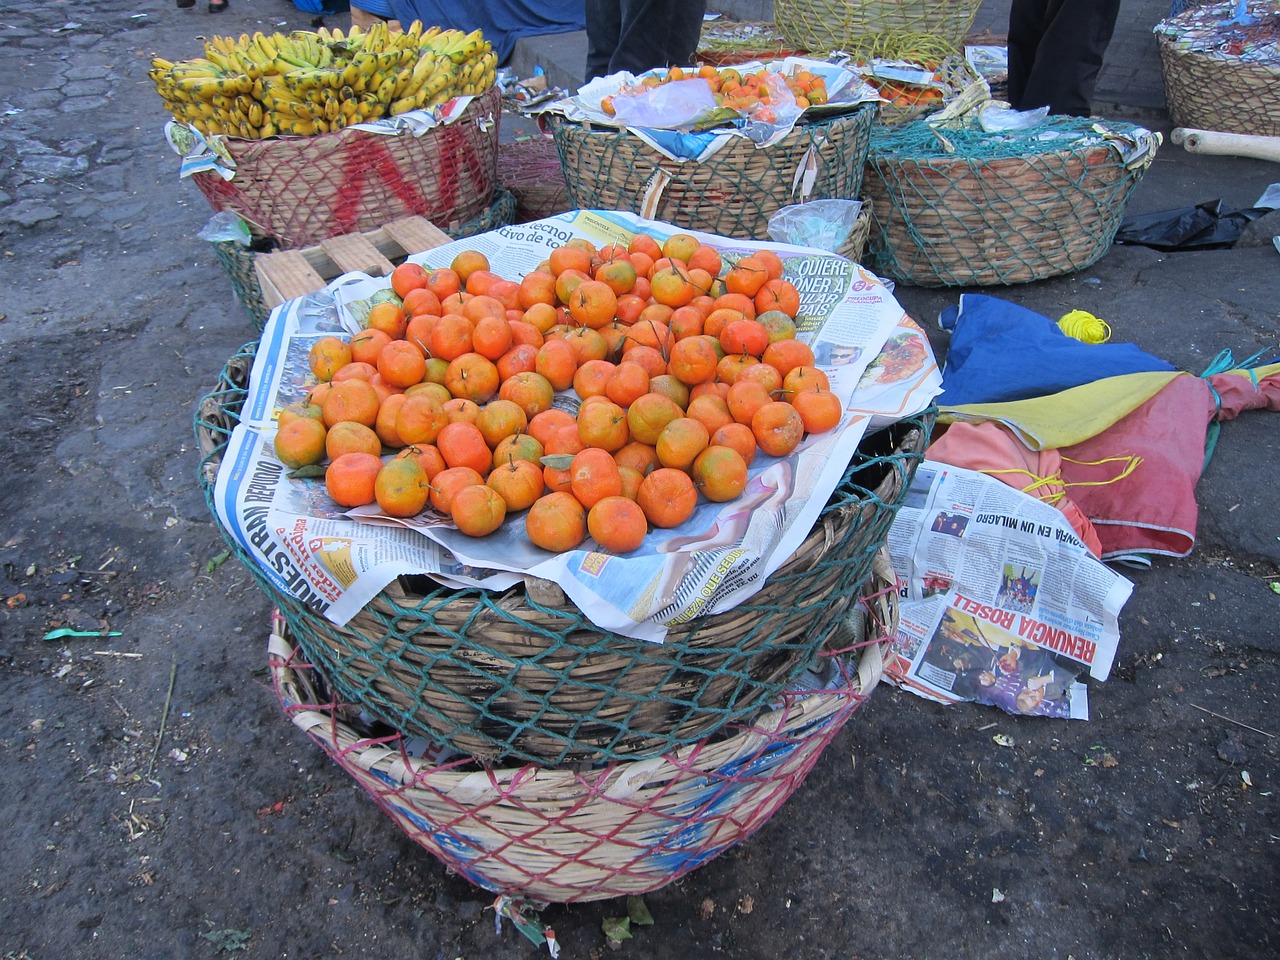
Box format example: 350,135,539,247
202,928,250,952
602,916,633,942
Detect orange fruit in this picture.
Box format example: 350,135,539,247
374,457,429,517
366,301,408,340
490,432,544,470
636,468,698,529
754,278,801,318
449,484,507,537
499,371,556,419
576,399,630,452
350,328,392,366
548,244,593,277
325,452,383,507
723,255,769,297
662,233,700,263
604,361,650,407
395,443,447,480
273,416,327,468
791,387,843,434
573,358,616,399
726,379,773,425
308,336,352,382
321,379,380,428
528,408,578,448
567,279,619,329
720,319,770,358
331,361,377,384
325,421,382,460
691,445,748,502
519,270,557,309
390,261,429,299
450,249,490,283
496,342,540,382
534,339,579,391
667,335,720,386
711,422,758,466
751,400,805,457
374,394,409,447
444,352,501,405
756,309,798,343
436,420,492,476
647,373,690,410
395,394,449,446
649,265,696,308
762,339,816,378
426,267,461,301
487,458,545,511
401,286,442,319
626,392,684,445
377,339,427,389
475,398,528,449
443,396,481,424
569,447,624,509
686,394,734,436
655,416,710,471
471,315,514,361
428,313,475,362
427,465,486,513
587,496,649,553
525,491,587,552
781,365,830,401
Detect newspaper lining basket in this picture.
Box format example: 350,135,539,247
546,105,877,240
195,343,932,766
191,86,501,248
861,117,1155,286
267,551,897,903
1155,1,1280,137
774,0,983,58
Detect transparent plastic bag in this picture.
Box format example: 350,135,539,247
767,199,863,252
198,211,253,246
611,78,719,129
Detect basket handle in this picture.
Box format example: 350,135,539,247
640,167,673,220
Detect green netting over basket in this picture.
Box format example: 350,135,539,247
862,116,1159,287
774,0,983,58
268,552,897,902
546,105,877,241
195,343,933,766
1155,1,1280,137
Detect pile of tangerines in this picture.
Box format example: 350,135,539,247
272,232,844,556
601,64,831,125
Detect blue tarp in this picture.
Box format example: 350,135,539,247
388,0,585,64
938,294,1178,407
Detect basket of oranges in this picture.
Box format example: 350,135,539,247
194,225,932,767
547,64,878,241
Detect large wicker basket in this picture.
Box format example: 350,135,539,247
496,135,571,223
268,551,898,903
545,105,878,241
192,87,502,248
196,344,931,766
862,117,1157,287
1155,1,1280,137
774,0,983,58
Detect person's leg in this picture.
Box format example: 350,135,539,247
1006,0,1050,111
1016,0,1122,116
585,0,622,80
606,0,706,77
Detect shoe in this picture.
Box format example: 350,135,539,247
208,0,228,11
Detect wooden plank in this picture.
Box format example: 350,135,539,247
256,250,327,309
319,233,395,277
382,216,452,256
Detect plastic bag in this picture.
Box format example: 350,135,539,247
198,211,253,246
611,78,719,129
767,199,864,253
978,104,1049,132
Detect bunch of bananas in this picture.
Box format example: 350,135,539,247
149,21,499,140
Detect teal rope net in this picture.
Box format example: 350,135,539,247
194,344,933,766
863,116,1158,286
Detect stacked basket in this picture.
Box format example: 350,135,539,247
861,115,1161,286
773,0,984,60
547,104,878,241
1155,0,1280,137
195,335,932,900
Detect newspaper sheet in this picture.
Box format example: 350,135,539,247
883,463,1134,719
213,209,942,642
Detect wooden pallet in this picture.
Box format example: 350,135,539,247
254,216,453,311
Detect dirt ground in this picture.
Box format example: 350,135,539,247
1,1,1278,958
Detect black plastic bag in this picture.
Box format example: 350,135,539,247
1114,200,1270,251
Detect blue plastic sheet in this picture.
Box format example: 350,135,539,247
938,294,1177,406
388,0,585,63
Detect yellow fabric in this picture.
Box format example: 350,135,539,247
940,371,1185,450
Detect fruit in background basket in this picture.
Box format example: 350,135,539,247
273,416,327,468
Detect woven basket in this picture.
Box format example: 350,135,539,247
695,20,806,66
546,105,877,241
208,188,518,332
195,344,932,766
862,117,1155,287
837,205,874,263
1155,1,1280,137
496,135,572,223
774,0,983,58
268,551,898,903
875,54,980,128
191,86,501,248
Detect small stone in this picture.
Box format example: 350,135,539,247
0,200,59,227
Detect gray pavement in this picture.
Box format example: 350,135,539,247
511,0,1174,114
0,1,1277,957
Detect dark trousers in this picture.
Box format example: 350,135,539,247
1007,0,1122,116
584,0,707,80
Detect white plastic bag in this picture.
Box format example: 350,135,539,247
767,199,864,252
611,78,719,129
